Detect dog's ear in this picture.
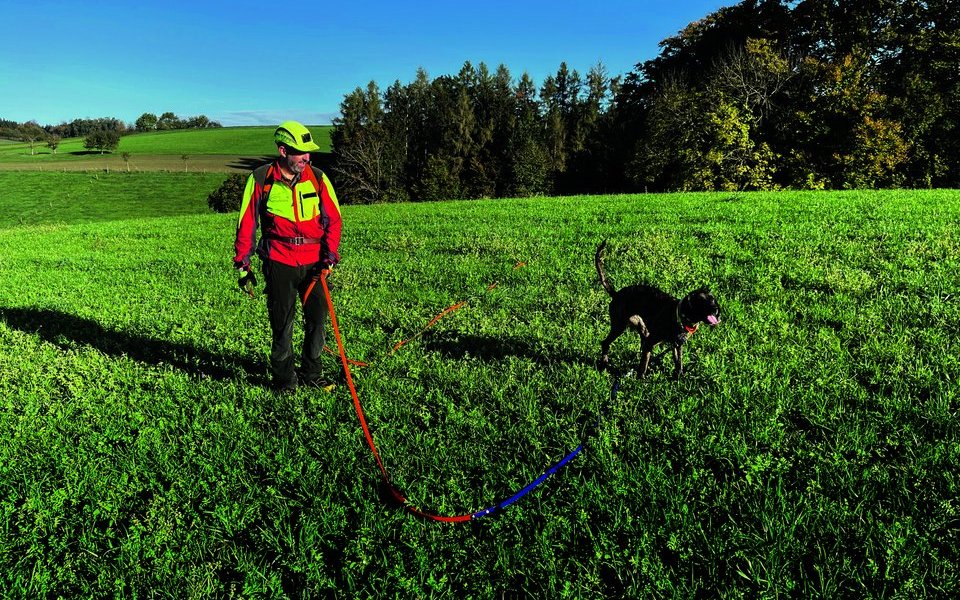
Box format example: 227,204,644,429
691,285,711,296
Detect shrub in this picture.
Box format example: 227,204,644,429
207,173,248,213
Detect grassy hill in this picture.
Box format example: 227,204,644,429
0,171,226,226
1,172,958,596
0,126,333,173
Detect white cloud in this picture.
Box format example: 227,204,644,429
213,109,340,127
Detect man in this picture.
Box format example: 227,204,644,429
234,121,342,393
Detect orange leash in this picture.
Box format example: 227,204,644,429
318,275,394,485
389,301,467,353
318,271,474,521
316,262,525,367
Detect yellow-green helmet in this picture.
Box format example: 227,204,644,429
274,120,320,152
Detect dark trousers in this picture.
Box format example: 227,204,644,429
262,259,328,386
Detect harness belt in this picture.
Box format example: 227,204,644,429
264,234,324,245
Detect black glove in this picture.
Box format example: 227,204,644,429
238,270,257,296
310,261,334,282
321,252,339,271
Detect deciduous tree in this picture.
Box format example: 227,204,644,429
156,112,180,130
83,129,120,154
19,121,45,155
135,113,158,131
46,134,61,155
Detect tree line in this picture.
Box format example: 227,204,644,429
331,61,617,202
133,112,221,132
331,0,960,200
0,112,221,155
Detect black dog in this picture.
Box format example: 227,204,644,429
595,241,720,378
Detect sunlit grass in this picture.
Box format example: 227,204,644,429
0,184,958,596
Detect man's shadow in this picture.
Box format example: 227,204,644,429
0,307,265,383
227,152,335,172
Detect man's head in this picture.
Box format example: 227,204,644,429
275,121,319,176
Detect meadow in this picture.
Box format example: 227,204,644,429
0,126,333,172
0,170,958,598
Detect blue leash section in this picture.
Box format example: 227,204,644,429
471,441,586,519
468,371,628,520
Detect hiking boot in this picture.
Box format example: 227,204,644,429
272,376,299,395
301,376,336,393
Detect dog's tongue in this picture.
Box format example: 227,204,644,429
707,315,719,326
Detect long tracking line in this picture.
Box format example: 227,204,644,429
319,263,525,369
314,270,622,522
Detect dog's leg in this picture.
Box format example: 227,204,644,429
638,338,655,377
671,344,683,379
598,323,626,372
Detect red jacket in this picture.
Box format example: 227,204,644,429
234,162,342,269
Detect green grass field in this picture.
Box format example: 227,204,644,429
0,172,958,597
0,126,333,172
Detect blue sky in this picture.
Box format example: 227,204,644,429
1,0,732,127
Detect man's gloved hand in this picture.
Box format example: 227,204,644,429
238,269,257,297
311,260,335,280
321,258,336,274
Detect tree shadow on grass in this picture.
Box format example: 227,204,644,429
227,155,275,171
227,152,335,173
0,306,266,384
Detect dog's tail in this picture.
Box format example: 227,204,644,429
595,240,615,296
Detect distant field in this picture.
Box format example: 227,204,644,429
0,126,333,172
115,126,333,155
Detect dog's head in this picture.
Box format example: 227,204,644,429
683,287,721,327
